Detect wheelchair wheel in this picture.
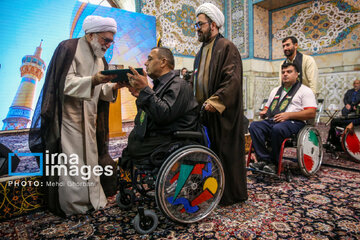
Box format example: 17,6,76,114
133,209,158,234
342,127,360,163
155,145,224,224
116,189,134,209
297,126,323,176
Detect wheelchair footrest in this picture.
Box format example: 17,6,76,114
246,167,280,178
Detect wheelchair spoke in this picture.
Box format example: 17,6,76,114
155,145,224,224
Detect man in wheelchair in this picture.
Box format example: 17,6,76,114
249,63,317,174
324,116,360,151
120,47,199,170
341,79,360,117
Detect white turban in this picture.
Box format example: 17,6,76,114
82,15,117,34
196,3,224,30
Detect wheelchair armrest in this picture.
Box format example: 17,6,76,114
173,131,203,139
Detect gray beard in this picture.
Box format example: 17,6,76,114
90,36,106,58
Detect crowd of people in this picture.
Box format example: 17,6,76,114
28,2,357,218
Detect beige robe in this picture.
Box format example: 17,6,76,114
195,37,226,114
59,37,116,215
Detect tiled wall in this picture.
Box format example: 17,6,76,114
253,5,269,59
272,0,360,59
138,0,226,57
230,0,249,58
245,0,360,118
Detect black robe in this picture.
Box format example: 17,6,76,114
193,34,248,205
29,38,115,217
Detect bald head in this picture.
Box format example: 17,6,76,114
354,80,360,91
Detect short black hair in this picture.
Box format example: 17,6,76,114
181,67,187,71
282,36,298,44
152,47,175,69
281,62,299,73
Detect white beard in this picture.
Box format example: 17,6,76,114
90,35,107,58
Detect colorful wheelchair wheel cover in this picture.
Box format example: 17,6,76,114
155,145,225,224
297,126,323,176
342,127,360,162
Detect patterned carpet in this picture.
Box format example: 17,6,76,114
1,123,360,239
1,167,359,239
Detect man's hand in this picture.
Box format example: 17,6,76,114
112,82,129,90
345,122,354,134
92,72,116,86
346,104,351,110
260,109,268,119
273,112,291,122
127,66,148,92
203,102,217,112
128,86,140,98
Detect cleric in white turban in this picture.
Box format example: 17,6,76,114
195,3,224,31
31,13,121,217
83,15,117,34
193,3,248,206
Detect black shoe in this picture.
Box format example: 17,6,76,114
323,143,339,152
263,164,277,174
323,143,334,150
249,161,267,170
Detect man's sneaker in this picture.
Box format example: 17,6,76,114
323,143,332,150
263,164,277,174
249,161,267,170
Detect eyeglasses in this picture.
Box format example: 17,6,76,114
97,33,114,45
194,21,210,30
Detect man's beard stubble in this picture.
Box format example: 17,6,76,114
284,47,295,57
90,35,107,58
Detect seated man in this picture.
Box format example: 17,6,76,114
325,116,360,151
120,47,199,169
342,79,360,116
249,62,317,173
180,67,188,78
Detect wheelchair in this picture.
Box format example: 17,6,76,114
324,115,360,163
116,130,225,234
247,125,323,181
341,126,360,162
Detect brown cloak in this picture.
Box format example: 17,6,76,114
193,34,248,205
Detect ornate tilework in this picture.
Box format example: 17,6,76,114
344,0,360,9
318,71,360,110
273,0,360,58
253,76,279,113
230,0,249,58
254,5,269,59
139,0,226,56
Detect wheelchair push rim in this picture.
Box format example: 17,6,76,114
342,127,360,163
155,145,224,224
297,126,323,176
